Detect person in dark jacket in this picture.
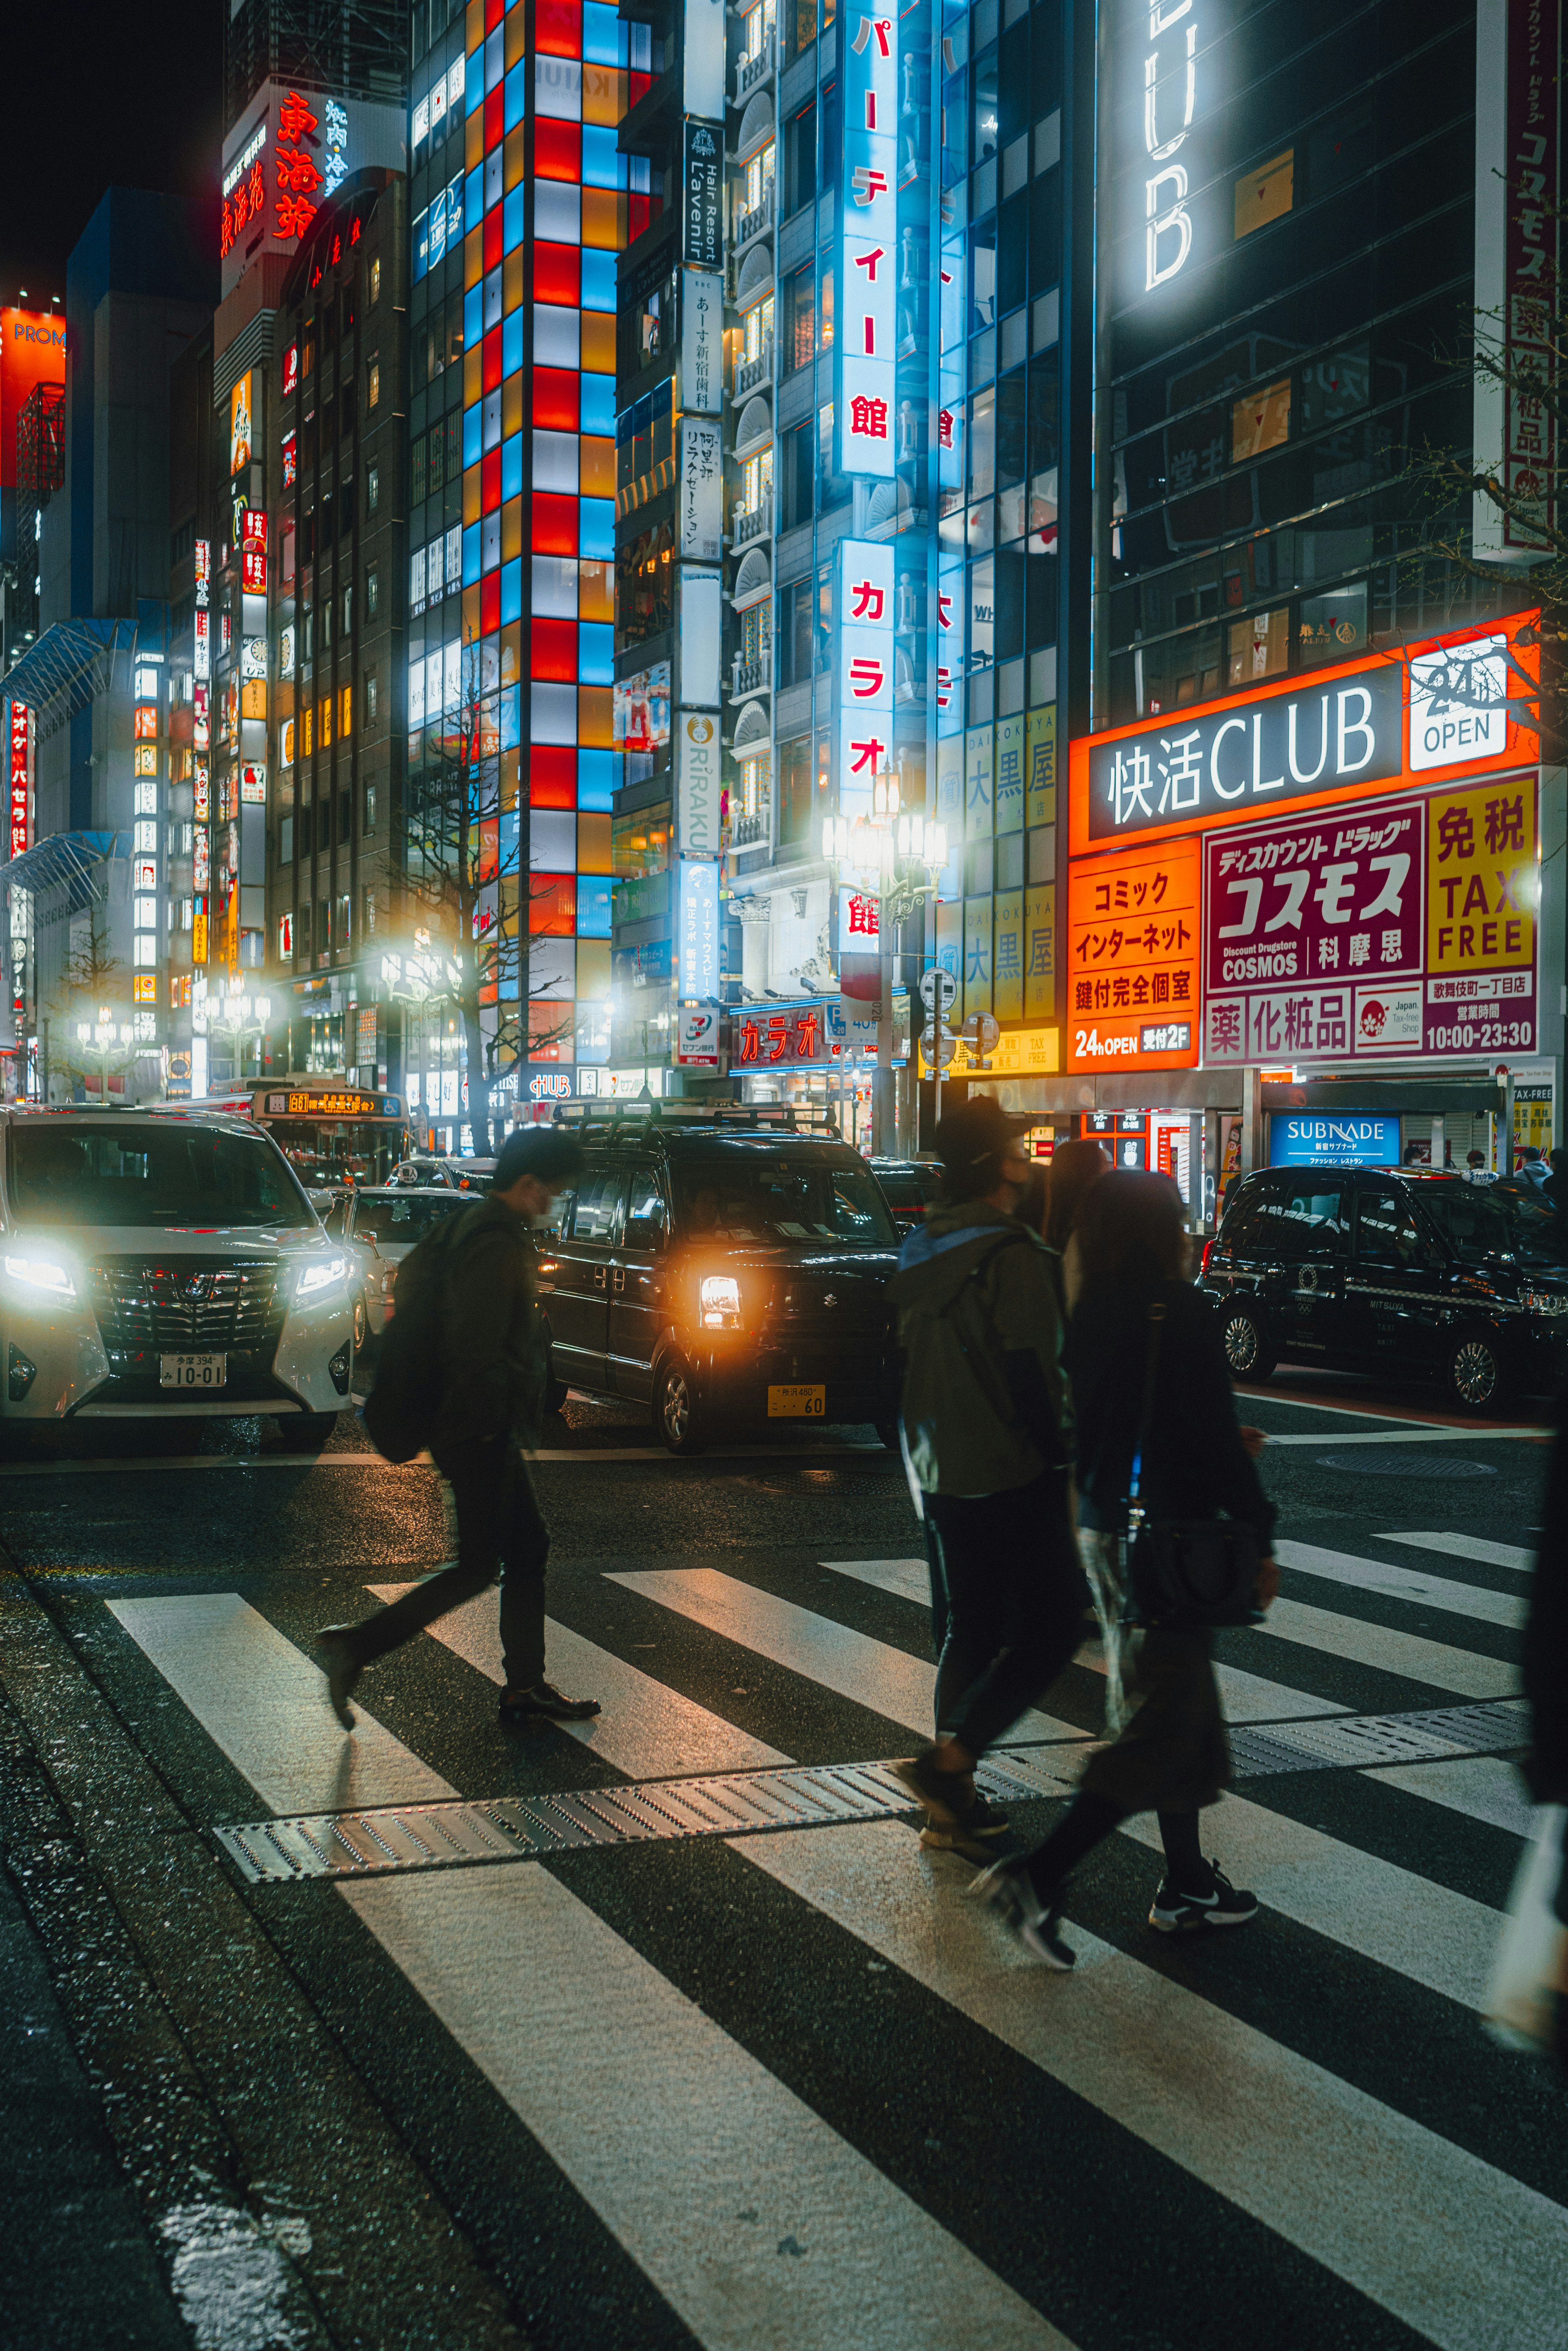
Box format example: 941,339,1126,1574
1525,1385,1568,1983
974,1170,1278,1967
316,1128,601,1730
887,1097,1085,1854
1038,1136,1110,1313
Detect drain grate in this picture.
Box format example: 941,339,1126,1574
213,1748,1074,1885
1228,1697,1528,1778
212,1701,1529,1885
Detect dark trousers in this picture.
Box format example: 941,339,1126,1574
349,1437,550,1689
923,1469,1086,1756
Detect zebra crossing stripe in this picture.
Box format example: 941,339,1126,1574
1276,1539,1525,1629
1255,1596,1516,1698
1383,1531,1535,1575
606,1566,1083,1746
1361,1756,1537,1838
342,1865,1076,2351
366,1582,791,1777
738,1820,1568,2351
108,1594,453,1814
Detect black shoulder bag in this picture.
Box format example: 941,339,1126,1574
1120,1301,1264,1629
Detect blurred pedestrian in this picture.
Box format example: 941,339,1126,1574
889,1096,1084,1856
1519,1145,1549,1189
1543,1147,1568,1216
317,1128,603,1730
974,1170,1278,1967
1040,1137,1111,1314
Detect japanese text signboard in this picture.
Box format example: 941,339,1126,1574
9,699,31,863
834,537,895,956
1473,0,1562,557
1067,836,1201,1072
837,12,897,479
683,120,723,269
1200,776,1537,1066
219,83,405,302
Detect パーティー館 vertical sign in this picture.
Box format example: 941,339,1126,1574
838,13,898,477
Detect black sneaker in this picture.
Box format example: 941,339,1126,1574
316,1626,362,1729
1149,1863,1258,1934
919,1790,1011,1852
500,1680,602,1723
969,1856,1076,1969
890,1747,972,1826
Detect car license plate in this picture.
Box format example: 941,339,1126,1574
159,1353,227,1390
768,1383,825,1417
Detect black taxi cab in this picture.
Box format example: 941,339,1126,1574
1200,1164,1568,1411
533,1103,901,1452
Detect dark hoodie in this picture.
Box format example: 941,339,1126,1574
888,1201,1070,1496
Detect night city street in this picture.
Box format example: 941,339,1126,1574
1,1373,1562,2351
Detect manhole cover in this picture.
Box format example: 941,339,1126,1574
1315,1450,1498,1478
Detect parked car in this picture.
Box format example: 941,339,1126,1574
388,1154,497,1193
867,1157,942,1241
535,1104,902,1453
0,1108,356,1449
340,1185,474,1356
1200,1164,1568,1411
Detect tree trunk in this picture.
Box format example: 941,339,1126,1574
461,995,493,1157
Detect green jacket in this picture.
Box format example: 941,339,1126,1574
430,1197,550,1450
888,1201,1070,1497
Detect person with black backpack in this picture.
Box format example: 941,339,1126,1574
316,1126,602,1729
887,1096,1084,1856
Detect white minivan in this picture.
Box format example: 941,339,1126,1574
0,1106,356,1450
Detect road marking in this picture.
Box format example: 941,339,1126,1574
343,1867,1072,2351
607,1567,1084,1745
0,1444,887,1477
1236,1386,1549,1434
1381,1531,1535,1576
108,1594,454,1814
1275,1540,1525,1630
1362,1756,1537,1839
1256,1427,1543,1447
819,1558,1348,1726
367,1582,791,1778
1256,1597,1517,1700
739,1823,1568,2351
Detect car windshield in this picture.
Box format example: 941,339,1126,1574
7,1123,313,1230
673,1156,897,1245
875,1166,942,1210
352,1192,470,1243
1421,1181,1568,1268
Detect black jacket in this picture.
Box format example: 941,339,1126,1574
430,1197,549,1450
1525,1384,1568,1802
1066,1275,1276,1543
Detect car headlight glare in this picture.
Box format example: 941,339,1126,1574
3,1254,76,1301
699,1274,742,1328
1522,1286,1568,1315
296,1255,351,1300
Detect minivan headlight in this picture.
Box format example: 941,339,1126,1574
1522,1286,1568,1315
296,1255,351,1301
3,1254,77,1301
699,1274,742,1328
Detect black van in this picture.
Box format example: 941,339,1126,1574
1200,1165,1568,1411
534,1104,901,1452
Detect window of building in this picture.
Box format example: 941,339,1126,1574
368,360,380,410
365,564,379,619
1231,379,1291,463
366,670,379,725
366,464,380,513
342,584,354,637
340,685,352,738
1227,608,1289,686
370,255,381,305
279,814,294,864
1298,345,1370,432
786,102,817,212
784,266,815,372
335,894,351,953
1234,149,1294,239
364,782,377,833
972,45,999,166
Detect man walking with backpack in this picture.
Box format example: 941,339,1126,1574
317,1126,602,1729
888,1097,1084,1853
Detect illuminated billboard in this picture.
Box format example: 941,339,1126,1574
219,82,405,301
0,308,67,492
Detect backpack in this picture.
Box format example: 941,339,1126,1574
360,1212,466,1463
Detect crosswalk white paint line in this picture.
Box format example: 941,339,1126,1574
607,1567,1084,1746
738,1822,1568,2351
1382,1531,1536,1576
108,1594,454,1814
1254,1427,1543,1446
822,1558,1350,1726
1362,1756,1537,1840
1255,1596,1517,1699
367,1583,791,1777
1275,1539,1525,1630
342,1867,1073,2351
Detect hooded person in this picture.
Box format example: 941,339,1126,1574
886,1096,1085,1853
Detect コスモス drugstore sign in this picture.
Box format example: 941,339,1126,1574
1070,612,1541,853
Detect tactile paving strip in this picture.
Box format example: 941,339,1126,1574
212,1701,1529,1885
213,1747,1076,1884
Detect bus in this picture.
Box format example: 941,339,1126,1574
167,1081,413,1185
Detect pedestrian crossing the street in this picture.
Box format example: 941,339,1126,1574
96,1518,1567,2351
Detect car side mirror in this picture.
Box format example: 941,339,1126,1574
624,1215,666,1251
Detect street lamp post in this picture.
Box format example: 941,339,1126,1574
194,980,274,1085
822,773,947,1155
74,1003,134,1103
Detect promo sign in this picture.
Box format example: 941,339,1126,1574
1066,834,1200,1072
1269,1114,1400,1169
834,538,895,955
680,269,722,415
677,566,722,709
1201,775,1537,1066
837,11,897,479
733,1005,829,1065
8,698,31,862
678,857,720,998
677,712,722,854
683,120,723,269
677,1006,722,1066
679,417,723,562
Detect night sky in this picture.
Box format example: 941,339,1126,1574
0,0,221,304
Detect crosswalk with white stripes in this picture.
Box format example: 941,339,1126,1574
102,1517,1566,2351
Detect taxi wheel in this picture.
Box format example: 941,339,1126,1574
1445,1333,1515,1415
1219,1306,1275,1382
655,1360,708,1455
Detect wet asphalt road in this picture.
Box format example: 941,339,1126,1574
0,1366,1562,2351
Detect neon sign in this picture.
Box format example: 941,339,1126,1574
9,700,31,863
275,90,323,243
1143,0,1198,292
